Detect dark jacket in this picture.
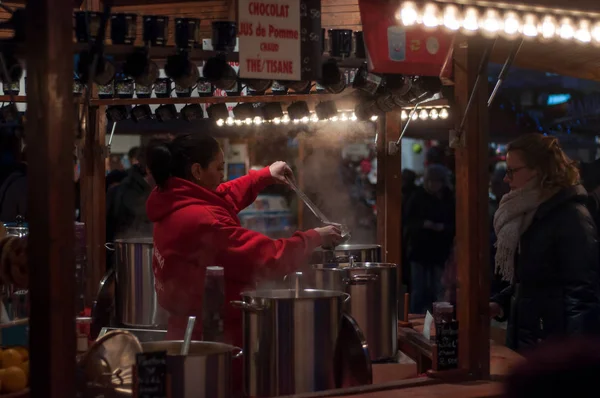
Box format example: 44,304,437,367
106,165,153,243
403,186,455,266
492,185,600,352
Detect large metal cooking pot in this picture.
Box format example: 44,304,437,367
231,289,349,396
141,340,242,398
310,244,382,265
313,263,398,361
111,237,168,328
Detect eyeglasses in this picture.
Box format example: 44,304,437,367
505,166,527,179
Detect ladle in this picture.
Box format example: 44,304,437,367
285,176,350,240
181,315,196,355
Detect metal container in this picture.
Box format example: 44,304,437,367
112,237,168,328
313,263,398,361
141,340,242,398
310,244,381,265
231,289,349,396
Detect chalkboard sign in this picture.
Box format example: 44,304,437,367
300,0,322,81
435,320,458,371
136,351,168,398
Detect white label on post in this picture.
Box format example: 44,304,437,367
238,0,301,81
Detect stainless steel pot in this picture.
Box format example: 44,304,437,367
231,289,349,396
313,263,398,361
310,244,382,265
141,340,242,398
111,237,168,328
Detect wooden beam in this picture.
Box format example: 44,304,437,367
376,119,386,252
453,35,491,379
81,106,107,306
25,0,76,397
382,112,402,268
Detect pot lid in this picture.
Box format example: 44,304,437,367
314,262,397,269
334,313,372,388
79,330,142,392
241,288,348,300
113,237,153,244
314,244,381,252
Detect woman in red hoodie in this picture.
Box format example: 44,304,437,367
146,133,342,346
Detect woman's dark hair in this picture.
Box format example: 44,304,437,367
147,133,221,189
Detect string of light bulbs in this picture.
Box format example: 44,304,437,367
397,1,600,44
215,112,379,127
401,106,450,121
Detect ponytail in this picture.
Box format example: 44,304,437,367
146,134,221,190
146,140,173,189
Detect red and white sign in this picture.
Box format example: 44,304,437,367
238,0,301,81
359,0,453,76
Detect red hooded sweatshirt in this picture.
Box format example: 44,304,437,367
146,167,322,347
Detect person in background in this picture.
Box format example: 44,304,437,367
490,133,600,352
106,145,155,244
403,164,455,314
127,146,141,167
145,134,342,348
489,163,511,297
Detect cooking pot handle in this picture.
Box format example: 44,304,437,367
232,347,243,358
105,243,115,251
342,293,351,303
335,255,357,264
343,274,378,285
230,301,265,313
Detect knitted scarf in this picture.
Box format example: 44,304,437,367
493,180,543,282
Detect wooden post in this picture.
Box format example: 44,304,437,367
81,105,107,305
453,36,491,379
26,0,76,397
380,113,402,268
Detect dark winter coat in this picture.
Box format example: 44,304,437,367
492,185,600,352
403,186,455,266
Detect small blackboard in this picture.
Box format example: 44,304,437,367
136,351,168,398
300,0,322,81
435,321,458,371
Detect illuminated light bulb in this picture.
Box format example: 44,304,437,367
411,111,418,120
330,116,339,122
226,117,234,126
443,5,461,31
293,119,300,124
540,16,557,40
575,20,592,43
592,22,600,43
370,115,379,121
301,116,310,123
216,119,225,127
253,117,263,125
398,1,418,26
462,7,480,32
310,114,319,123
559,18,575,40
340,113,348,121
422,3,441,28
503,12,521,37
273,118,281,124
245,118,252,125
419,109,429,120
350,112,358,121
235,119,243,126
401,110,408,120
282,115,290,124
439,108,449,119
481,9,502,35
522,14,538,37
430,109,439,120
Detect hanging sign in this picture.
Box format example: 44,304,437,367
358,0,453,76
238,0,302,81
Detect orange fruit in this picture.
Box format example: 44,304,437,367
2,366,26,393
13,347,28,362
1,349,22,368
18,361,28,381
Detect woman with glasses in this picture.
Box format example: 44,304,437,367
490,133,600,352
